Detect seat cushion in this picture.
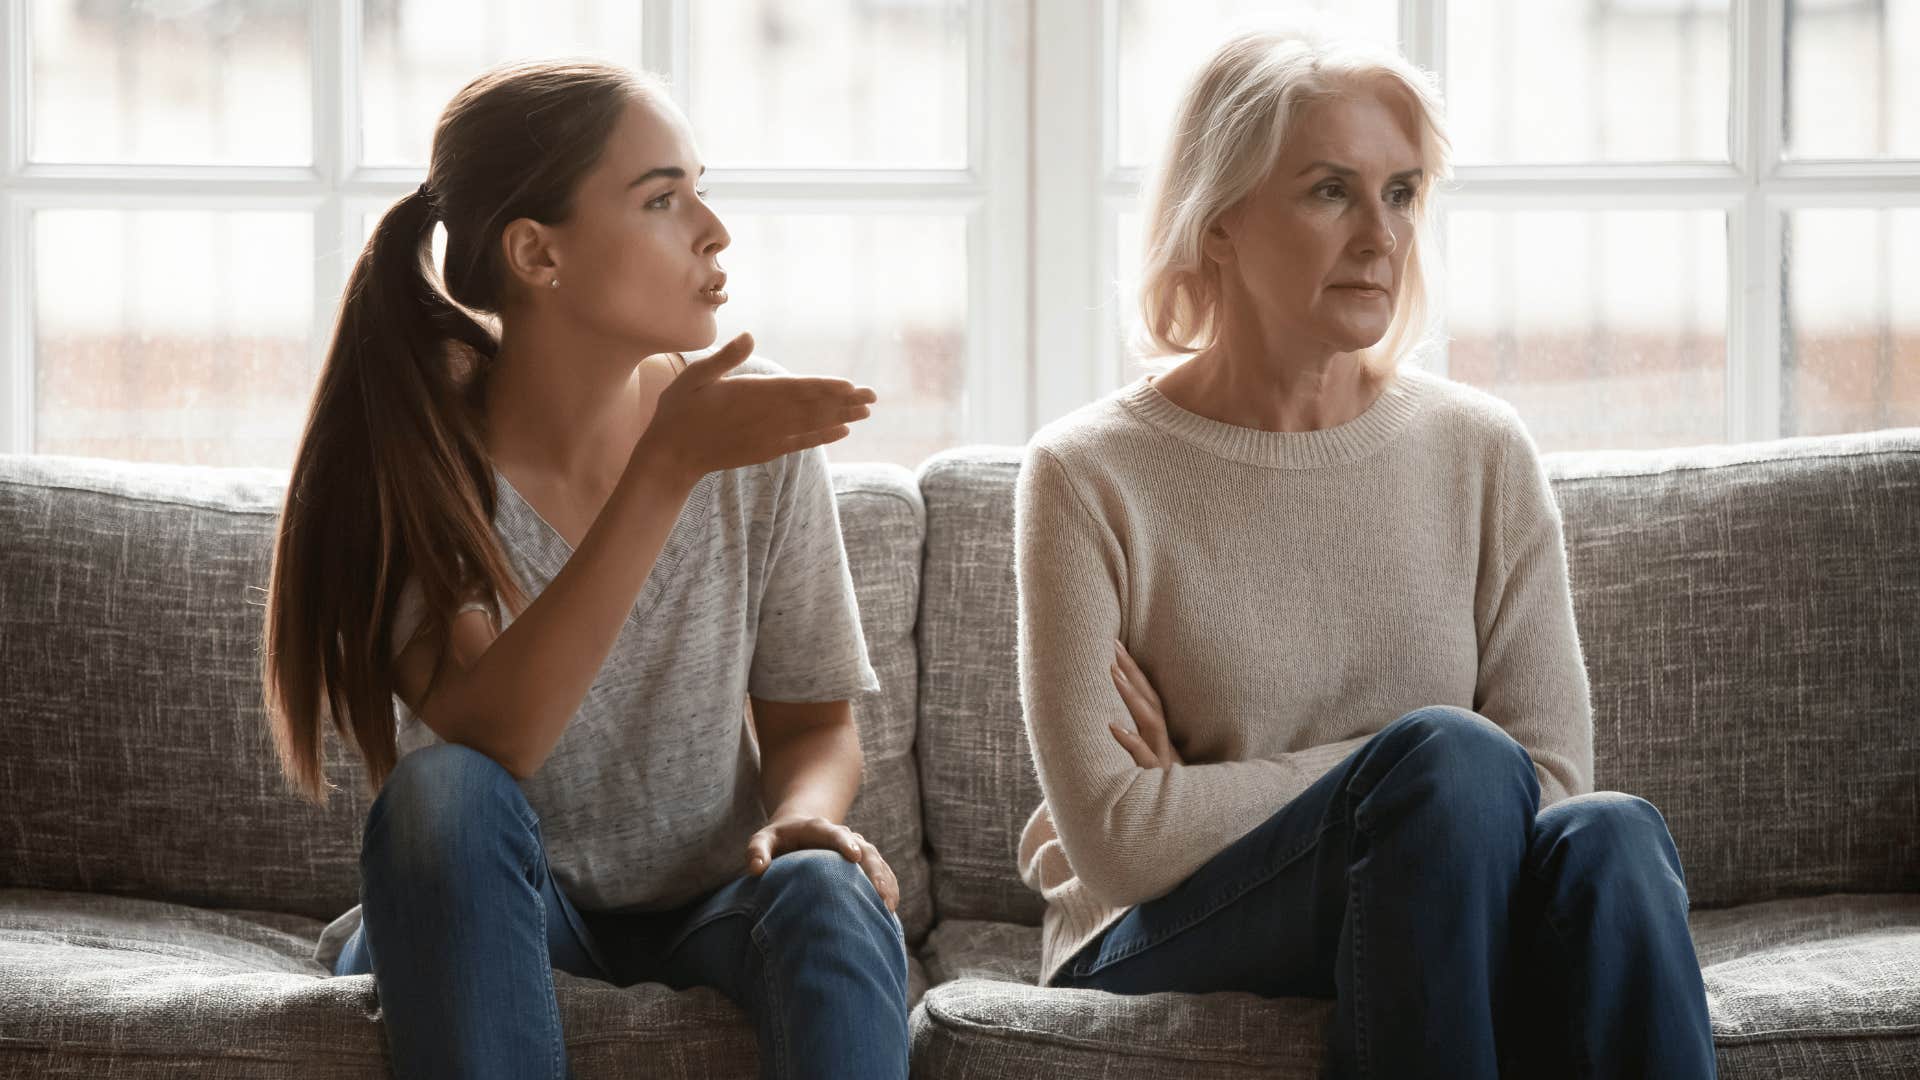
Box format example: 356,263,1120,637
0,886,930,1077
909,894,1920,1079
1691,893,1920,1076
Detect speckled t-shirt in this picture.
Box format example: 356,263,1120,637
315,356,880,967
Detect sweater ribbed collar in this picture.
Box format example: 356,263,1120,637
1117,362,1433,469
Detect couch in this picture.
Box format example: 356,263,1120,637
1,426,1915,1078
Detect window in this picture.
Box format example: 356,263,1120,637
3,1,1915,467
1066,0,1920,451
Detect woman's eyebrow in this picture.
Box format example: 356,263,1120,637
1295,160,1424,183
628,164,708,188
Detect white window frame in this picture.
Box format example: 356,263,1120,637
0,0,1032,455
4,1,1917,457
1031,0,1920,443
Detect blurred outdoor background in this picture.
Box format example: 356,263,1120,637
11,0,1917,469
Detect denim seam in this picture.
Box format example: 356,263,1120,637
532,872,565,1080
749,917,793,1079
1071,809,1351,977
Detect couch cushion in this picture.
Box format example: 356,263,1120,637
824,463,934,943
914,449,1045,926
1548,429,1920,906
1691,893,1920,1075
0,455,366,922
909,894,1920,1079
0,453,932,939
911,980,1332,1079
0,887,932,1077
912,430,1920,926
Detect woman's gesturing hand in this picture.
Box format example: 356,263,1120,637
745,815,900,913
640,332,878,483
1109,639,1183,769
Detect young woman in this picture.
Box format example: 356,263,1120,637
261,59,908,1080
1013,28,1717,1079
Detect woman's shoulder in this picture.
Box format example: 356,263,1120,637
1395,364,1532,452
1028,379,1157,471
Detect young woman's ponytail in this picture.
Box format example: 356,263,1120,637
263,60,657,804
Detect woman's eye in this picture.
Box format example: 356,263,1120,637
646,193,673,209
1388,186,1417,207
1316,183,1346,200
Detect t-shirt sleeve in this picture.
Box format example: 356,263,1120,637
389,576,494,662
746,445,882,702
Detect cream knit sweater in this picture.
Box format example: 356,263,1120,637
1013,363,1595,986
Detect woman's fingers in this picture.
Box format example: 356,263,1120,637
856,843,900,912
1109,723,1159,768
1114,641,1163,711
745,829,776,875
1112,662,1170,751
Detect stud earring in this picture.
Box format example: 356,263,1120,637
548,278,559,289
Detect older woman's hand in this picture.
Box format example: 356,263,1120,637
1109,640,1183,769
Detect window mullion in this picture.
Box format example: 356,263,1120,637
1032,0,1106,432
643,0,688,107
1736,0,1785,443
971,0,1032,445
312,1,353,383
1,0,24,452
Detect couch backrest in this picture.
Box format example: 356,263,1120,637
1547,429,1919,906
912,430,1920,925
0,454,934,941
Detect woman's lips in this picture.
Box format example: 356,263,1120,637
698,285,728,305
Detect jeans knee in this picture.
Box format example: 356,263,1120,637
759,849,873,909
1363,706,1539,827
756,849,899,948
1531,792,1685,890
362,742,532,876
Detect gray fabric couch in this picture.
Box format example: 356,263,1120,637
1,427,1915,1078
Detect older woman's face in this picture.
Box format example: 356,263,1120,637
1209,83,1423,357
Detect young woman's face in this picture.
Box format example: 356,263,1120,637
1210,83,1423,357
542,97,730,354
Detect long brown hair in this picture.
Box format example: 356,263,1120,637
263,59,660,804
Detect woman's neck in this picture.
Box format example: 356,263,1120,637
1150,344,1386,434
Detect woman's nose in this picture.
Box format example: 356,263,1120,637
1355,204,1397,257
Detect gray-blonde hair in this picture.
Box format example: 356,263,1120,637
1134,25,1453,372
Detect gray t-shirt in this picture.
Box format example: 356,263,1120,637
315,358,880,966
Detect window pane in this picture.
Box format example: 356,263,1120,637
34,211,316,467
1445,210,1728,451
1115,0,1399,169
1784,0,1920,160
1447,0,1730,164
361,1,644,167
30,0,311,165
690,0,969,168
1782,209,1920,436
711,212,967,468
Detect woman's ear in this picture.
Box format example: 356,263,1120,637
499,218,561,294
1200,215,1236,265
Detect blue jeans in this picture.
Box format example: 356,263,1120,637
331,742,909,1080
1050,706,1717,1080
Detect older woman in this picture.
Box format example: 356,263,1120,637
1013,27,1716,1080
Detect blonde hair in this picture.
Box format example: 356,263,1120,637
1134,25,1453,373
